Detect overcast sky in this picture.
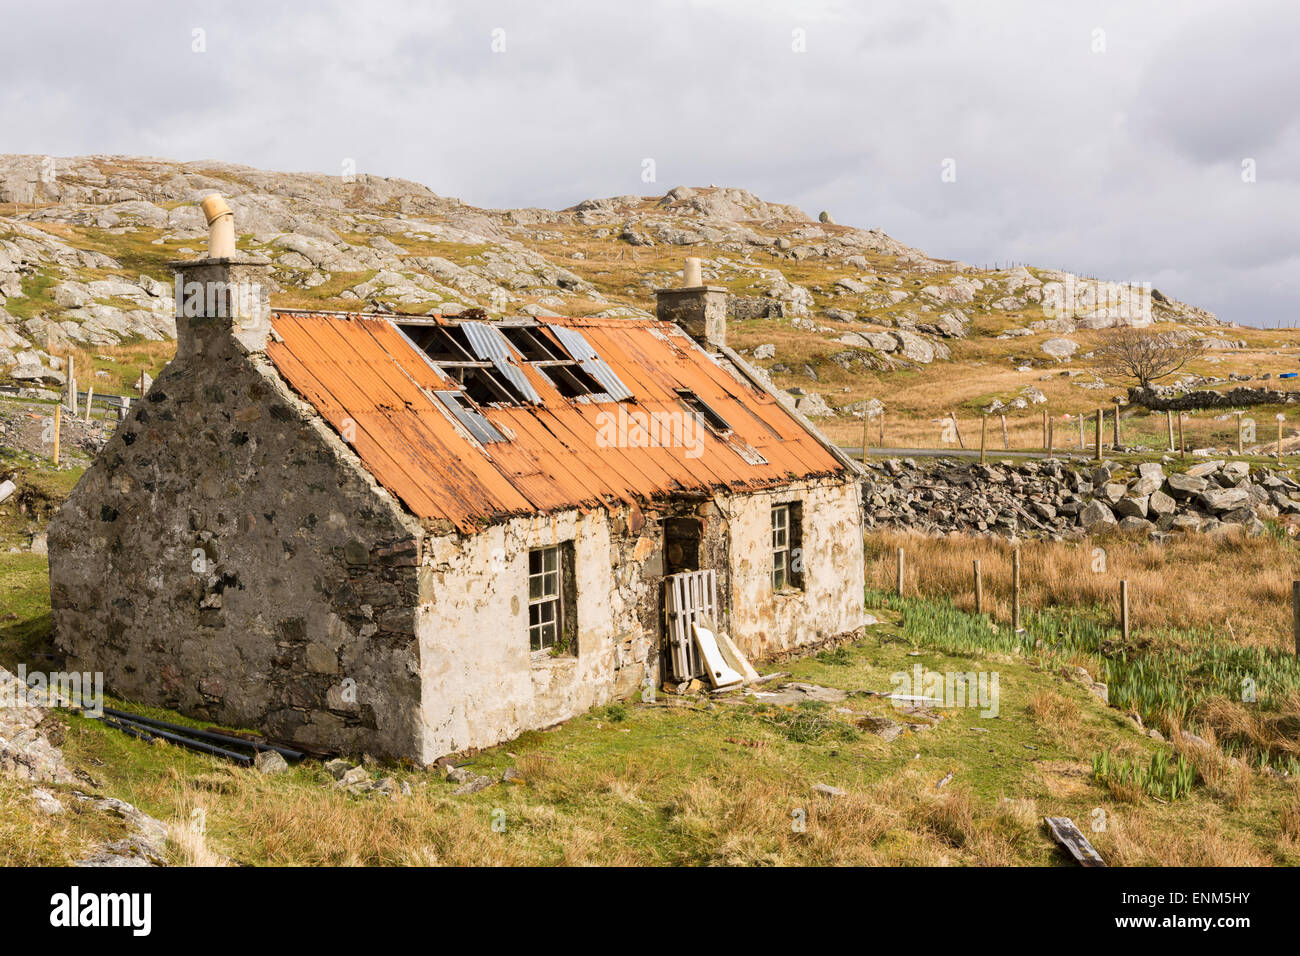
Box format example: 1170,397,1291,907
3,0,1296,326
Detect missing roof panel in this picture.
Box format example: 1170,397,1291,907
400,321,540,406
676,389,732,435
546,325,634,401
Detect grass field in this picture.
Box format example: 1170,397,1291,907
4,568,1297,866
3,479,1300,864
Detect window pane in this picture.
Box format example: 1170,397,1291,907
527,546,567,654
773,551,787,590
772,506,787,550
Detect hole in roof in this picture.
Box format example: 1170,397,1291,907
400,320,632,405
676,389,732,435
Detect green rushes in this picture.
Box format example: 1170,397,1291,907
866,585,1300,765
1093,748,1197,801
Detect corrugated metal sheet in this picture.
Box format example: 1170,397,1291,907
266,311,847,531
547,324,634,401
461,321,542,404
434,390,507,444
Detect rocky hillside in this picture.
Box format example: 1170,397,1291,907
0,154,1234,426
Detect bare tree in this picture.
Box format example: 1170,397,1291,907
1093,328,1204,390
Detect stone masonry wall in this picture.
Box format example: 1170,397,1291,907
48,326,429,759
724,477,865,660
415,505,660,760
412,477,863,761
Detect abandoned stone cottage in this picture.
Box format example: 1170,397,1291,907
48,206,865,763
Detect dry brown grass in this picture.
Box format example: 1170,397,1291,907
1103,808,1271,866
867,528,1300,648
167,812,231,867
1025,689,1082,744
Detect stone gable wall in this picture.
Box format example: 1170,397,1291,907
48,331,428,758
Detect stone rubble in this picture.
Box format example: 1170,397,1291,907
0,666,169,865
861,455,1297,540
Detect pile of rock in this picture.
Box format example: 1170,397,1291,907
322,756,410,799
861,456,1300,540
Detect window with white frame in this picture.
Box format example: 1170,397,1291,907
528,546,561,651
771,502,804,591
528,544,577,654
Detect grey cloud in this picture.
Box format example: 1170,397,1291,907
0,0,1295,325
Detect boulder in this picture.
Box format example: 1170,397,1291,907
1079,500,1117,529
1098,482,1127,505
1130,473,1163,497
254,750,289,774
1147,489,1177,516
1115,496,1149,519
890,330,950,363
1041,337,1078,360
1197,487,1251,513
838,331,897,352
1166,473,1209,498
1220,506,1256,525
1221,461,1250,484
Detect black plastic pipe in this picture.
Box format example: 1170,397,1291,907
99,715,254,766
102,707,303,760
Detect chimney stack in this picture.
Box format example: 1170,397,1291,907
169,193,271,357
655,257,727,352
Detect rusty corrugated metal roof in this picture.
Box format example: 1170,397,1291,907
265,311,848,531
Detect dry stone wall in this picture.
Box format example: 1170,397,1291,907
862,456,1300,540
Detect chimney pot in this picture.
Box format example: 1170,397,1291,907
167,195,271,357
200,193,237,258
683,257,702,287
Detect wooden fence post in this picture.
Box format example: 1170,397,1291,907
974,559,983,615
1012,548,1022,631
1293,581,1300,655
896,547,905,597
52,404,61,467
1237,414,1244,456
1120,580,1130,643
980,417,987,465
1047,418,1054,459
1178,413,1185,458
1167,411,1175,453
66,354,77,417
1278,414,1285,465
879,410,884,448
951,412,965,450
1113,406,1121,451
1078,414,1084,450
1094,408,1103,461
